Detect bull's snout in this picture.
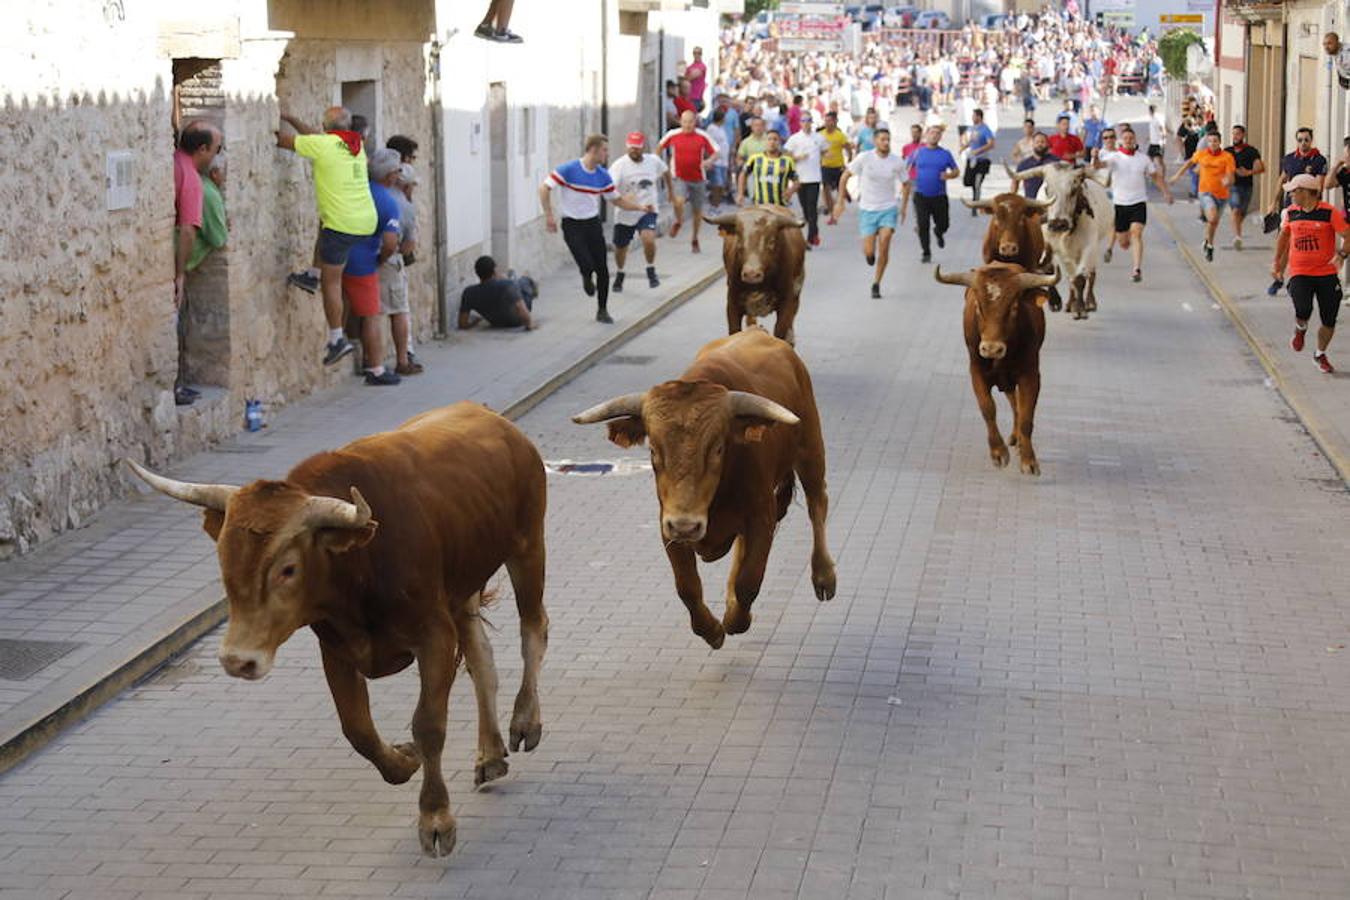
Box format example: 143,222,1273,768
978,341,1008,360
662,515,707,543
740,266,765,284
1046,219,1070,233
219,649,273,681
998,241,1020,257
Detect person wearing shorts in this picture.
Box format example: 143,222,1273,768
277,106,378,367
1273,173,1350,373
818,112,850,223
1096,127,1171,282
1170,130,1235,262
369,150,421,376
835,127,910,298
1224,125,1264,249
341,149,405,386
608,132,671,291
659,110,717,252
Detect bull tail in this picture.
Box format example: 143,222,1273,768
775,476,795,523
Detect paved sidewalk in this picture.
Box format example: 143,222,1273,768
1156,202,1350,483
0,244,723,770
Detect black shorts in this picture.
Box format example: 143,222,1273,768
822,166,843,189
1146,144,1163,159
318,227,366,266
1113,202,1147,232
1288,274,1343,328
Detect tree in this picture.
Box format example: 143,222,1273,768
1158,28,1204,80
743,0,780,18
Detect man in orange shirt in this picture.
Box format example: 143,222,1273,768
1170,130,1236,261
1272,173,1350,373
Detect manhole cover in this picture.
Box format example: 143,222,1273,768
544,459,652,477
605,355,656,366
0,638,84,681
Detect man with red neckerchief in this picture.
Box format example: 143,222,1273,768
1273,173,1350,374
1096,127,1172,282
1170,130,1236,262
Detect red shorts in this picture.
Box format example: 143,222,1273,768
342,273,380,317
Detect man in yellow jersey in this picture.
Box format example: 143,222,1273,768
738,130,799,207
278,105,377,367
818,111,851,224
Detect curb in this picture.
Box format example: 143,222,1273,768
0,263,724,777
1157,207,1350,487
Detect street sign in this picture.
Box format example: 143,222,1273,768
777,37,845,52
779,1,845,13
1159,13,1203,22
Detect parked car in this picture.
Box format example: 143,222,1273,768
884,5,919,27
751,10,774,39
914,10,951,29
980,13,1009,29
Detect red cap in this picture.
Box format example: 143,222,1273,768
625,131,646,147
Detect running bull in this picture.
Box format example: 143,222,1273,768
963,191,1063,312
572,328,836,648
1007,162,1112,320
704,205,807,345
125,402,548,858
935,263,1059,475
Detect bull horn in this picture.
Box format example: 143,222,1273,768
571,392,647,424
302,487,373,531
960,197,992,210
1012,164,1046,183
702,212,739,228
933,266,975,287
1025,197,1052,210
777,215,807,228
726,391,799,425
124,458,236,511
1013,271,1060,291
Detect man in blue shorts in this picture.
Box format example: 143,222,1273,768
607,132,672,291
908,126,960,263
835,127,911,298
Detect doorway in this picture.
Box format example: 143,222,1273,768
342,79,379,146
488,81,510,265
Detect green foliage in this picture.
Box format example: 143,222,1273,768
743,0,780,18
1158,29,1204,80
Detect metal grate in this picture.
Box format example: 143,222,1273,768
0,639,84,681
605,355,656,366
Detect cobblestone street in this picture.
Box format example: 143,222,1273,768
3,171,1350,899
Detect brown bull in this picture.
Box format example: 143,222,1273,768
126,402,548,858
934,263,1058,475
704,205,807,345
964,191,1062,312
572,328,835,648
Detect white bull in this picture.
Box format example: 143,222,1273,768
1008,162,1113,320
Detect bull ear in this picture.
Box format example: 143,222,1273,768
1033,292,1048,308
606,417,647,448
733,422,769,444
318,522,378,554
202,509,225,543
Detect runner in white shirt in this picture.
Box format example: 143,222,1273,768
607,132,673,291
834,127,912,298
1146,104,1168,178
1096,126,1172,283
785,112,827,247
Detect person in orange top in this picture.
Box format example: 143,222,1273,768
1272,173,1350,373
1170,130,1236,261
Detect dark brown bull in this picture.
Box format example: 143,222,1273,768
572,328,835,648
964,191,1062,312
704,205,807,345
126,402,548,857
934,263,1058,475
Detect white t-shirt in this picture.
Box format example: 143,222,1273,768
846,149,908,211
1148,111,1166,146
1099,150,1156,206
607,153,667,226
785,130,826,183
707,127,731,167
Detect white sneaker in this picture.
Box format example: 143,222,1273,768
1233,236,1243,251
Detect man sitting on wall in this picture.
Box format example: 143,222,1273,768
459,255,537,331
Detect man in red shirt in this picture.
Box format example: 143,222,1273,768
659,110,718,252
1047,114,1084,164
1273,173,1350,373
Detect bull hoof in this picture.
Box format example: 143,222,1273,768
474,756,510,788
509,719,542,754
1085,298,1098,312
380,742,422,785
1008,432,1019,447
990,445,1010,468
702,623,726,650
418,808,458,858
812,562,837,602
1020,457,1041,476
1104,247,1113,263
723,606,752,636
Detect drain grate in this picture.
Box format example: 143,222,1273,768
0,638,85,681
605,355,656,366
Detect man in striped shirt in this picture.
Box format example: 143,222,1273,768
739,131,799,207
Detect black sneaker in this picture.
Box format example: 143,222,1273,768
288,271,319,294
870,283,881,299
921,252,932,263
174,387,197,407
612,272,625,293
473,23,495,40
1203,242,1214,262
647,268,660,288
582,273,596,296
493,28,524,43
363,369,402,386
596,309,614,324
865,253,876,266
323,337,354,366
935,231,946,249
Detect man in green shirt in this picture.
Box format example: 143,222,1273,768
735,116,770,202
187,156,227,271
277,105,377,366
